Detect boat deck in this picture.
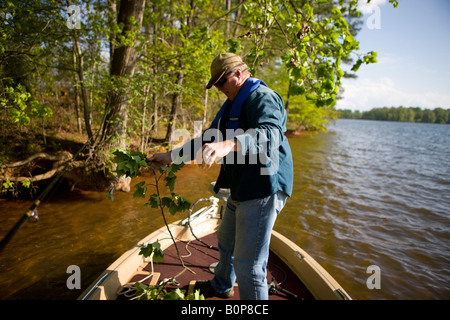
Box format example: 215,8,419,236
122,232,314,300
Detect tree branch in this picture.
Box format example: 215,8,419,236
0,152,72,169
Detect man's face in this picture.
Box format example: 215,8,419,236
216,70,243,101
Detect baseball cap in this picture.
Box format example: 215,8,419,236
206,53,245,89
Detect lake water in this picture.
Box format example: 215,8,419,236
0,119,449,299
278,119,450,299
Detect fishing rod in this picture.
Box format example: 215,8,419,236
0,134,96,253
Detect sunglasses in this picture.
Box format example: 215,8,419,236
214,72,232,88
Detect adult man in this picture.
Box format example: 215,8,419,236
147,53,293,300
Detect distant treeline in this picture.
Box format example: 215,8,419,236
338,107,450,124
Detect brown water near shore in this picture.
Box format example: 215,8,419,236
1,119,449,299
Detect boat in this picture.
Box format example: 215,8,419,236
79,183,351,301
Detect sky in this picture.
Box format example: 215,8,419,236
335,0,450,111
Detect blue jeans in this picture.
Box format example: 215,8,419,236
211,191,288,300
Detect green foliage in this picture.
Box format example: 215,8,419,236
1,0,399,152
288,95,335,131
0,84,52,126
138,241,164,262
112,150,149,178
2,179,14,190
351,51,378,72
338,107,450,124
271,1,362,107
148,191,191,216
134,282,204,300
111,149,194,299
111,150,191,216
145,163,191,216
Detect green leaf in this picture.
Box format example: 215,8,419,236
363,51,378,64
133,181,147,198
169,194,191,215
151,241,164,262
187,289,205,300
112,150,129,163
106,192,114,201
112,150,149,178
164,171,176,192
148,194,160,208
2,180,13,189
134,282,149,296
20,180,31,188
163,288,185,300
323,79,334,91
351,59,363,72
139,241,164,262
170,161,185,173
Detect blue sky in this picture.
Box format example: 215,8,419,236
336,0,450,111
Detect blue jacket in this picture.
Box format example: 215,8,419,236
175,79,293,201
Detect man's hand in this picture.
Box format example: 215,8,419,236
201,139,238,168
146,152,172,173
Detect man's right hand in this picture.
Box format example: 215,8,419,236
146,152,172,172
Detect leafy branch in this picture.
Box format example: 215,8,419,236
111,150,198,299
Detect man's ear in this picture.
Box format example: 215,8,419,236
235,68,243,80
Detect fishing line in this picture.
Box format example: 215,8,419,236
186,198,219,251
0,132,98,253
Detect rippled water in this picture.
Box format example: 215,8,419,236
1,119,449,299
277,120,450,299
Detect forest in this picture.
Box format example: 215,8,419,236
0,0,398,196
338,107,450,124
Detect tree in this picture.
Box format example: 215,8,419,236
434,108,448,124
337,106,450,124
1,0,401,195
99,0,146,149
0,0,58,129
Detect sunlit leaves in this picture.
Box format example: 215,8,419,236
134,282,204,301
111,150,197,299
2,179,14,190
0,84,52,126
112,150,149,178
112,150,191,215
239,0,397,109
133,181,147,198
351,51,378,72
280,1,361,108
139,241,164,262
147,192,191,215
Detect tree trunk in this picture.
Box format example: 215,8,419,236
98,0,146,192
109,0,117,68
164,0,195,143
203,86,208,126
101,0,146,144
140,85,150,152
72,29,93,139
165,70,184,142
285,78,292,115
